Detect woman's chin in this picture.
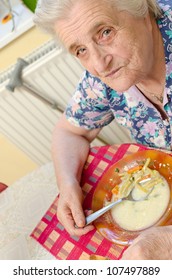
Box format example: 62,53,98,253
105,79,135,92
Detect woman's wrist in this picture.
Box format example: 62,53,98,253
58,176,81,192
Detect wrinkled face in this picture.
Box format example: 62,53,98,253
55,0,154,91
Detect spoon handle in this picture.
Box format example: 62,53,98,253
85,198,123,225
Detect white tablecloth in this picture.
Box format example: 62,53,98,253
0,162,59,259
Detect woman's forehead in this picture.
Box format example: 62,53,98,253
55,1,119,48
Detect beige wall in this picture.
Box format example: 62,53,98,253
0,135,38,185
0,26,51,185
0,26,50,70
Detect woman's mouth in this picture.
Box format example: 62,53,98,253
105,67,122,78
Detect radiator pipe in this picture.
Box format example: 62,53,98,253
6,58,64,112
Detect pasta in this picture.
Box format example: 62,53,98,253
111,158,163,200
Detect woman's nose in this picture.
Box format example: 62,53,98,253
90,44,112,74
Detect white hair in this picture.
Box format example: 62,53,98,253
34,0,162,35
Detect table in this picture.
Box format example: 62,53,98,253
0,162,58,259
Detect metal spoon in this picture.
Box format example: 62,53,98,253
85,180,153,226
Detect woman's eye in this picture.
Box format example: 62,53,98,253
76,47,86,57
98,27,115,44
102,29,112,37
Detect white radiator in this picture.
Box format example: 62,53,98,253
0,39,131,165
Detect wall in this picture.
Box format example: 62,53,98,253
0,26,51,185
0,26,50,70
0,134,38,185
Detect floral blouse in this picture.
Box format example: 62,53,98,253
65,0,172,150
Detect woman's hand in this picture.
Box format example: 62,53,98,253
121,226,172,260
57,182,94,236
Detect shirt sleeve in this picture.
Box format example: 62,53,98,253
65,71,114,130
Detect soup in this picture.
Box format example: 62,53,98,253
111,176,170,231
109,158,170,231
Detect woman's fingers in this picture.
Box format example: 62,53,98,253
57,195,94,236
71,200,86,228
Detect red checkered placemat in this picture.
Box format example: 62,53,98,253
31,143,148,260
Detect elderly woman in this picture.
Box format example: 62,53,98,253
34,0,172,259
